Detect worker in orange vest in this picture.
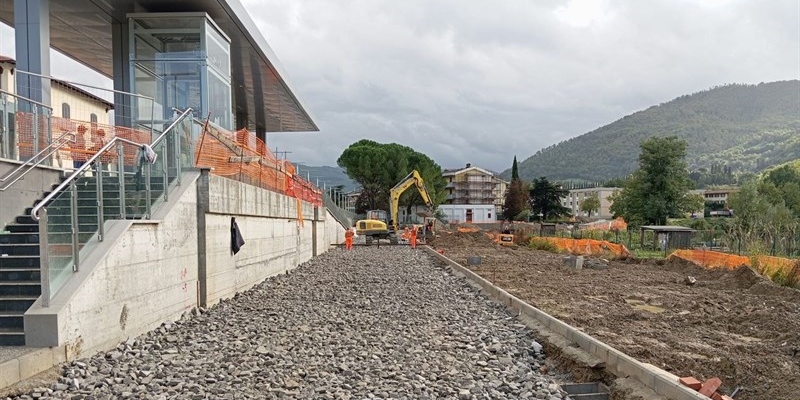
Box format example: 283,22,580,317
344,227,355,250
409,225,418,249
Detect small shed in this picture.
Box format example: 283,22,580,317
640,225,695,250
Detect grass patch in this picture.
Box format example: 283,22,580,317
529,238,558,252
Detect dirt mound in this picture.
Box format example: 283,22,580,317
429,231,496,248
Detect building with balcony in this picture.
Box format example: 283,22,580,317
443,163,508,215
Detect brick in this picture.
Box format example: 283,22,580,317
678,376,702,390
720,396,734,400
699,377,723,397
711,393,723,400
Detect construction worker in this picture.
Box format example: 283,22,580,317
410,225,418,249
344,227,355,250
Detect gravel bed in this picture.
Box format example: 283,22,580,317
8,247,569,399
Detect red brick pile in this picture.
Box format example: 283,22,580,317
678,376,734,400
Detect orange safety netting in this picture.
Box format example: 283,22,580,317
670,249,796,274
581,217,628,231
14,111,322,207
538,237,633,257
194,125,322,207
16,112,150,169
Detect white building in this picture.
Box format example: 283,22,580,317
562,187,619,219
437,204,497,224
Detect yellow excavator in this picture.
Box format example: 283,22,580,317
355,170,434,245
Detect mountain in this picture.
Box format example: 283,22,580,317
294,164,359,192
505,81,800,182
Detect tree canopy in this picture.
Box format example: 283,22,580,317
529,177,570,221
337,139,446,214
609,136,702,226
503,157,529,220
579,192,601,217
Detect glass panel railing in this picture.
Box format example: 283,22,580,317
0,90,54,164
34,109,194,306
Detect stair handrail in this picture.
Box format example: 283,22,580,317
0,131,75,190
31,108,194,220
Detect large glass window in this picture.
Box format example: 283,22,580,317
129,13,232,130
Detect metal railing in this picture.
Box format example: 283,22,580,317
33,108,194,306
0,131,75,191
0,89,53,161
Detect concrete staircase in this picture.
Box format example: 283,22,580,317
0,173,165,345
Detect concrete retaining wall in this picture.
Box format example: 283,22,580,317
23,171,347,362
425,247,708,400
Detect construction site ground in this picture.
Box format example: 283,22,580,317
428,230,800,400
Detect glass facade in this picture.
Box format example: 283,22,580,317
129,13,232,130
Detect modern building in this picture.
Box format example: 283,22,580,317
562,187,619,219
443,163,508,214
0,0,346,377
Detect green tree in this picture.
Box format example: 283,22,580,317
337,139,446,215
529,177,570,220
511,156,520,180
503,157,529,220
579,192,601,217
609,136,699,226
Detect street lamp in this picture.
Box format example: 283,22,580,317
538,212,544,236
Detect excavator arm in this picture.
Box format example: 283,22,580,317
389,170,434,232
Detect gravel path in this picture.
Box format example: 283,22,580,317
9,247,568,400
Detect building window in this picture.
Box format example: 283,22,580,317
90,113,98,124
62,103,71,119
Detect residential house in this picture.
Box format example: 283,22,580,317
443,163,508,215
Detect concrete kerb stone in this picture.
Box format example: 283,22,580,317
424,246,710,400
0,346,66,391
0,358,21,389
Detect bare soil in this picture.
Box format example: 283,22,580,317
429,231,800,400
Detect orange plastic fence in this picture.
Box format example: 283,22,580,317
581,217,628,231
16,112,150,169
538,237,632,257
670,249,796,274
195,126,322,207
14,111,323,207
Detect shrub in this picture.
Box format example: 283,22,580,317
529,238,557,252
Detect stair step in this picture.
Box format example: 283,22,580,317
0,256,39,269
0,296,38,312
0,311,24,329
0,269,41,282
3,224,39,233
0,328,26,346
0,282,41,296
0,233,39,245
0,243,39,256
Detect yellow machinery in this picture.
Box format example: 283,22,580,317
389,170,434,232
355,170,434,245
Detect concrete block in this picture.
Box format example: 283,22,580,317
0,358,20,389
563,255,584,270
18,348,55,380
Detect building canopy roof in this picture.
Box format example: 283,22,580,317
0,0,317,133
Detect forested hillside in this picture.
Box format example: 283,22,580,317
505,81,800,182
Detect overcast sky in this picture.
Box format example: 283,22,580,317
2,0,799,172
249,0,800,172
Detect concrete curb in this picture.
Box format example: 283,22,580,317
0,346,66,390
425,247,709,400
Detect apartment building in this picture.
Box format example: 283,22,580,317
562,187,619,219
443,163,508,214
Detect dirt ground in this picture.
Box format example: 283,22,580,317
429,231,800,400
